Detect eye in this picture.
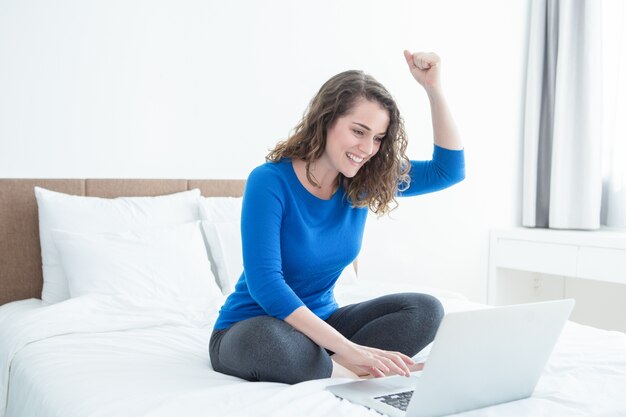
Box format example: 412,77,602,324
353,129,364,136
374,136,384,143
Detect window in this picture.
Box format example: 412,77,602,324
601,0,626,228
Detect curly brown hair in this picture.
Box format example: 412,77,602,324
266,70,411,215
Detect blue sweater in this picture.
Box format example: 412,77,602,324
213,145,465,330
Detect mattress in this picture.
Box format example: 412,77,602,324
1,280,626,417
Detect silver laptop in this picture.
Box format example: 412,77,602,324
327,299,575,417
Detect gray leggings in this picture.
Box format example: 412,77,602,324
209,292,444,384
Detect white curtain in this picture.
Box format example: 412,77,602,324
601,0,626,229
522,0,603,230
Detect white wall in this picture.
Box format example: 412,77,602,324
0,0,529,303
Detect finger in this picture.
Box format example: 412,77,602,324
371,351,409,377
361,347,408,376
389,354,412,376
375,350,412,376
409,362,425,372
414,52,440,69
394,351,416,366
403,49,416,69
354,365,374,377
368,357,390,375
381,356,410,377
416,58,431,71
378,361,391,374
369,366,386,378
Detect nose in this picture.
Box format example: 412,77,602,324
359,137,375,156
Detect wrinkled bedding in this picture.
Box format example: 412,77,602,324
1,281,625,417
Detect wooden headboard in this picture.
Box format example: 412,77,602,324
0,179,245,305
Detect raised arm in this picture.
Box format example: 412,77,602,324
398,51,465,197
403,50,463,151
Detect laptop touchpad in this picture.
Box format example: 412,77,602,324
337,375,418,395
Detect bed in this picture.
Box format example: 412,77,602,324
1,178,626,417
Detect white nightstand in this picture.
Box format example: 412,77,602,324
488,227,626,310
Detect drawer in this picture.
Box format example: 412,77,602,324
577,247,626,284
494,238,578,276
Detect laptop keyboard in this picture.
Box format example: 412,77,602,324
374,390,414,411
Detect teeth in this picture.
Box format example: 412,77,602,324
347,152,364,163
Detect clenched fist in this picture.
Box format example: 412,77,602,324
403,50,441,91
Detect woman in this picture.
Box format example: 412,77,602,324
209,50,465,384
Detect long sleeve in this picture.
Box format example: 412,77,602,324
214,159,380,330
398,144,465,197
240,165,305,319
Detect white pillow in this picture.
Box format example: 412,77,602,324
200,220,242,294
35,187,202,304
197,196,243,223
51,221,222,313
198,197,243,293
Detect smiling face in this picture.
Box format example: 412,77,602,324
320,97,390,179
266,69,409,212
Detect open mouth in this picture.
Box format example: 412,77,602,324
346,152,364,165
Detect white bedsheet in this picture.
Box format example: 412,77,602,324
1,281,626,417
